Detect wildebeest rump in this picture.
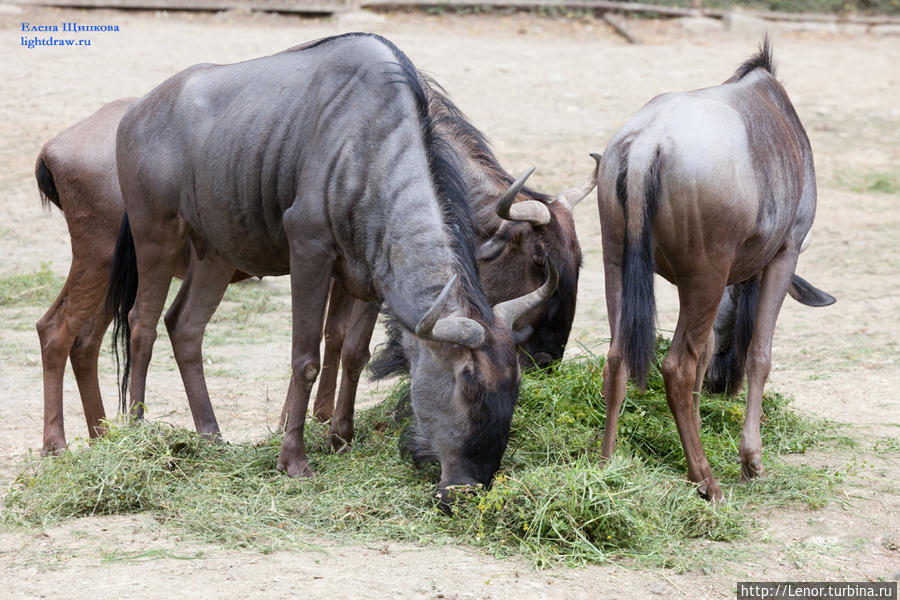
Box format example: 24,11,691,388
595,38,827,500
107,33,554,497
34,98,253,455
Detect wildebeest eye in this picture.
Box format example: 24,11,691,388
532,254,547,267
459,365,477,387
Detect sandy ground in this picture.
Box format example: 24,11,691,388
1,5,898,598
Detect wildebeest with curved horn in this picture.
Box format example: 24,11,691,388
107,33,555,500
31,82,585,457
595,38,827,500
311,81,595,450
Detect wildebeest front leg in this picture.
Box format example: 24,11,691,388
311,279,354,423
329,298,380,452
277,225,334,478
662,274,728,501
128,220,187,420
740,249,799,481
164,249,235,438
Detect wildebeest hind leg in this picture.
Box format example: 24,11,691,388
37,265,111,453
70,303,113,439
692,337,715,429
740,249,798,481
329,298,380,452
36,286,77,454
164,249,235,438
662,274,727,500
599,257,626,461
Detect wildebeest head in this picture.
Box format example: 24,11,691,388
475,160,598,368
420,81,589,370
404,263,558,507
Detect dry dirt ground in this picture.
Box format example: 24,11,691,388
1,5,898,598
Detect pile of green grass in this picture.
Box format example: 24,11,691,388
4,340,850,567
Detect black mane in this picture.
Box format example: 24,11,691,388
377,37,494,325
421,75,552,204
730,35,777,82
296,33,494,325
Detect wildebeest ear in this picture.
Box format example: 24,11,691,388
787,274,836,307
476,234,508,261
476,221,524,262
512,325,534,345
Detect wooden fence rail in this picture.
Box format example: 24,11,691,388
12,0,900,24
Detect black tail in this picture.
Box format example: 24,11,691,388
35,156,61,210
368,316,410,381
105,213,139,413
618,151,660,386
704,280,759,395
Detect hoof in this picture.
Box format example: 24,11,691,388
328,421,354,454
40,441,67,457
200,431,224,444
329,435,351,454
740,457,766,481
697,480,723,502
276,455,314,478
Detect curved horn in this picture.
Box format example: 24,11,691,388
799,230,811,253
429,317,486,350
415,274,485,349
496,167,551,226
554,153,602,212
415,274,458,339
493,258,559,329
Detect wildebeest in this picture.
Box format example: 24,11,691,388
595,38,828,500
34,86,829,459
33,99,131,455
33,80,584,456
33,98,256,455
311,81,595,449
705,273,834,396
106,33,555,498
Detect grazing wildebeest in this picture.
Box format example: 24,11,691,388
311,82,595,450
595,38,826,500
705,273,835,395
33,98,254,454
107,33,555,499
32,83,584,457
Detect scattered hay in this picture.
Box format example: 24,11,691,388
4,339,850,567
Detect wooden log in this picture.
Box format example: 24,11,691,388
362,0,703,18
13,0,353,13
603,12,638,43
12,0,900,26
